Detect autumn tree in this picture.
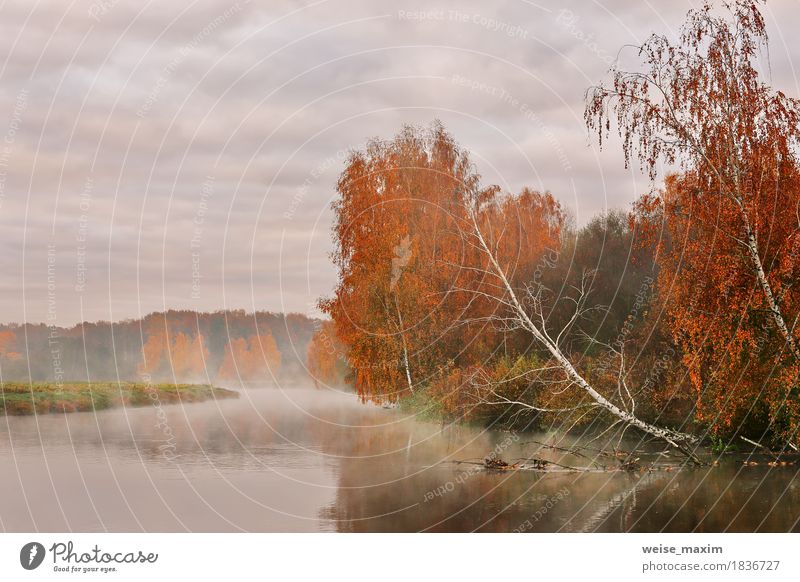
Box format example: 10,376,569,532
217,333,282,383
307,321,349,387
587,0,800,444
322,122,568,404
321,123,480,401
138,317,169,376
0,329,25,380
0,330,21,361
169,332,209,380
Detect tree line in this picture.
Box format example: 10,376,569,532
0,310,317,385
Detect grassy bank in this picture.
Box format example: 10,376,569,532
397,389,447,422
0,382,239,415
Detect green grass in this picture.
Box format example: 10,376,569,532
397,389,448,422
710,435,739,454
0,382,239,415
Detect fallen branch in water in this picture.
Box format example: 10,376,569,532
449,452,689,473
520,437,689,467
740,436,780,461
483,457,516,470
513,456,587,472
617,457,641,472
519,438,598,461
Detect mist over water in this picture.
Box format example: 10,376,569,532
1,386,798,532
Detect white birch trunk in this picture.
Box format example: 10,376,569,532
743,222,800,361
467,206,701,463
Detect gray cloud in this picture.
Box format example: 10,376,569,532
1,0,798,324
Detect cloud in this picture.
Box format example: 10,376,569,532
1,0,798,324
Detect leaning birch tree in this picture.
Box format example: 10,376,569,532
586,0,800,442
586,0,800,363
460,194,703,464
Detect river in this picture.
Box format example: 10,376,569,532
1,386,798,532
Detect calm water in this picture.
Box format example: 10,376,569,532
0,386,798,532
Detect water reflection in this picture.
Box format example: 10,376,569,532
0,386,797,532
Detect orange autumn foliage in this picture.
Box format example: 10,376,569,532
0,330,22,361
139,324,209,380
321,122,563,404
307,321,348,387
590,0,800,443
169,332,209,379
217,333,281,382
138,317,210,380
635,168,800,440
138,320,168,376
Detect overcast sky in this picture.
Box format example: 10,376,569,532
1,0,799,325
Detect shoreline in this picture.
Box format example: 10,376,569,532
0,381,239,415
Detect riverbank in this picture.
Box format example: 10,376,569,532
0,382,239,415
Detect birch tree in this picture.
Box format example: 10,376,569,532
586,0,800,361
586,0,800,444
460,193,703,463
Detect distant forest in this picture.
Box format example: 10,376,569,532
0,310,318,386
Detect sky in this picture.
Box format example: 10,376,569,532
1,0,799,325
